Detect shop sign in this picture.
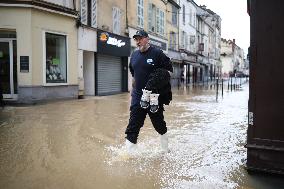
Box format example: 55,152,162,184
149,38,167,51
181,53,197,63
20,56,29,72
97,30,130,56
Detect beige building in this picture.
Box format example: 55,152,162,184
127,0,175,88
77,0,130,96
220,38,244,78
0,1,78,103
127,0,168,52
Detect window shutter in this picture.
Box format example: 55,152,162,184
137,0,144,27
113,7,121,34
161,11,164,35
81,0,87,25
156,8,160,34
148,4,152,31
91,0,97,27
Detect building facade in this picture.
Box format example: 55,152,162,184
178,0,199,85
0,0,78,103
167,0,181,86
77,0,130,96
220,38,244,78
0,0,223,103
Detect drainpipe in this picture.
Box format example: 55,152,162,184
73,0,76,10
178,0,180,50
126,0,129,35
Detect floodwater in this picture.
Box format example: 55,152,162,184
1,83,284,189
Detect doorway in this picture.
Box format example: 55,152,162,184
0,39,17,99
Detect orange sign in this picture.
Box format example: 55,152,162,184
99,32,109,42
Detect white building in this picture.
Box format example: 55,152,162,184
220,38,244,78
178,0,199,84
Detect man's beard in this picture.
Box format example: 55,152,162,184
139,43,150,52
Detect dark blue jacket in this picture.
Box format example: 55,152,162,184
129,46,173,106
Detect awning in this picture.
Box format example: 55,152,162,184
183,60,201,67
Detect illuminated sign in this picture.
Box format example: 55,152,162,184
97,30,130,56
99,32,126,47
107,36,126,47
99,32,109,42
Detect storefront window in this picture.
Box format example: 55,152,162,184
45,33,67,83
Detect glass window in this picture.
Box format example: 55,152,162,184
113,7,121,34
80,0,88,25
156,8,165,36
193,12,196,27
189,9,192,25
45,33,67,83
181,31,185,48
182,5,185,25
160,10,165,35
148,3,156,32
137,0,144,27
172,5,177,26
91,0,97,27
169,32,176,50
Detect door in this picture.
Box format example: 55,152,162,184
0,40,16,99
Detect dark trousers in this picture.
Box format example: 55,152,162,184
125,104,167,144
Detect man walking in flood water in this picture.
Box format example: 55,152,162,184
125,30,173,153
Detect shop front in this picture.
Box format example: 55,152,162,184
96,30,130,96
0,6,78,103
180,49,199,85
0,32,17,100
198,55,211,83
168,50,182,87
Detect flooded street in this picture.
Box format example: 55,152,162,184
1,84,284,189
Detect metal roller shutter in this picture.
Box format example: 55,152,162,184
97,54,122,95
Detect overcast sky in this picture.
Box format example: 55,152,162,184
194,0,250,55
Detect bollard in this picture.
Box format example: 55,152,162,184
234,77,236,90
222,78,224,98
228,77,230,91
216,78,219,101
231,76,233,91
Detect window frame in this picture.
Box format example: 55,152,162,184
182,5,185,25
137,0,144,28
156,8,165,36
171,5,178,27
80,0,97,28
148,3,156,32
43,31,69,86
112,6,121,34
169,32,176,50
80,0,88,25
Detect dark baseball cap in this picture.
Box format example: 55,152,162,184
133,30,148,39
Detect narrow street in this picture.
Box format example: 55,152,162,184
1,83,283,189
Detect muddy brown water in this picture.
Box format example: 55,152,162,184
1,84,284,189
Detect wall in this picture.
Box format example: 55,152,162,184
0,7,33,86
97,0,127,36
83,51,95,95
31,8,78,86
